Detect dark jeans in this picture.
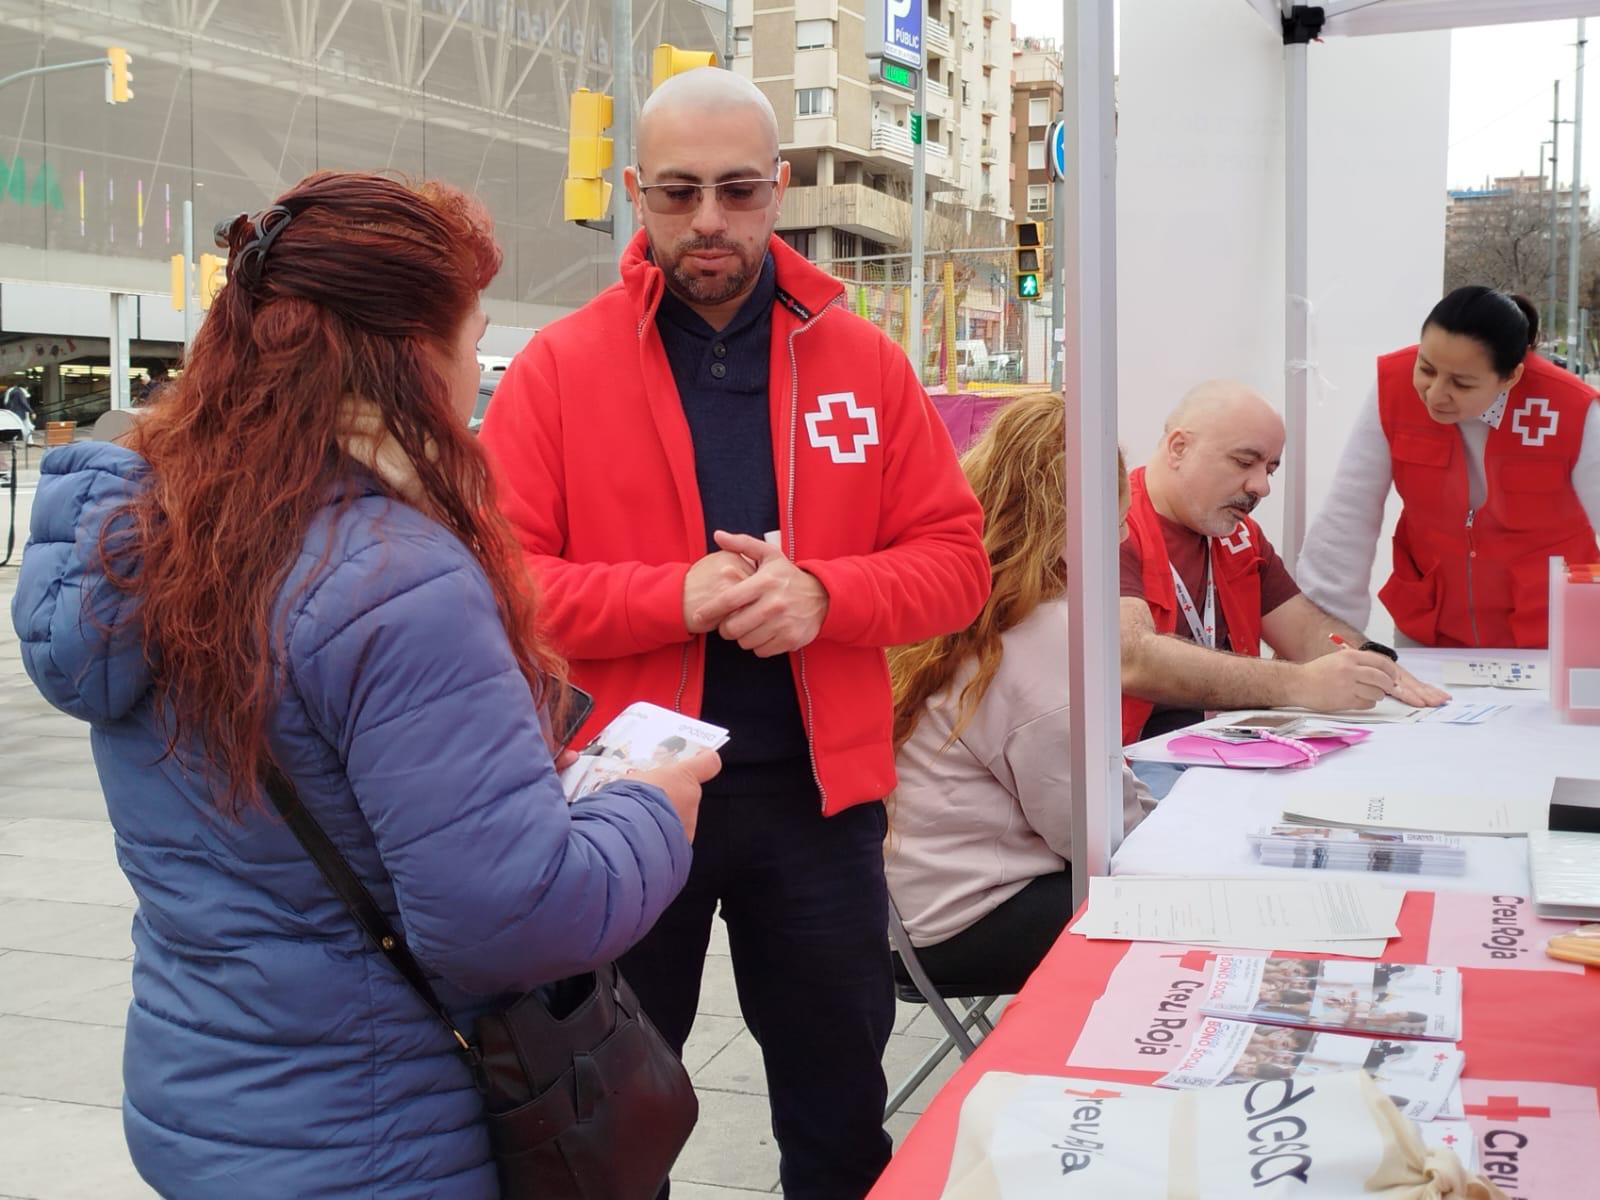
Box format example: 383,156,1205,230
619,786,895,1200
894,869,1074,997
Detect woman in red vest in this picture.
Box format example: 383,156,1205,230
1301,286,1600,648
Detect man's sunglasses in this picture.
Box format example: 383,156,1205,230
635,175,779,215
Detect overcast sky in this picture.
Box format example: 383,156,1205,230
1006,6,1600,193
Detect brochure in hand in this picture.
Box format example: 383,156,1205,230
1155,1017,1465,1122
1199,954,1462,1042
1250,824,1467,875
559,702,729,802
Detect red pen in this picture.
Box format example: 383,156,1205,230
1328,633,1353,650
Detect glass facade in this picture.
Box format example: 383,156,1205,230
0,0,724,325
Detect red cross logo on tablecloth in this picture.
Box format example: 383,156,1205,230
804,391,879,464
1218,523,1253,555
1434,1052,1450,1062
1161,949,1221,972
1463,1095,1551,1122
1440,1133,1459,1146
1062,1088,1122,1099
1510,396,1559,447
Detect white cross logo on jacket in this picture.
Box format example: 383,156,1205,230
1510,396,1559,447
805,392,879,464
1218,524,1253,555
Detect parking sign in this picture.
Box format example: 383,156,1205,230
867,0,923,69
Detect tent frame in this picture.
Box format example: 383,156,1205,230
1065,0,1600,907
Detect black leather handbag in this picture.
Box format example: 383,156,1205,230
261,763,698,1199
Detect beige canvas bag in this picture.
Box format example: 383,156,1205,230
941,1070,1506,1199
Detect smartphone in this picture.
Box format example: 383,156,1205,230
550,682,596,751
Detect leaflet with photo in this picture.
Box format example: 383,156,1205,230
1155,1017,1465,1121
1250,824,1466,876
1198,954,1462,1041
559,702,729,801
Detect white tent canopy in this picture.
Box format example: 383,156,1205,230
1064,0,1600,907
1319,1,1600,39
1244,0,1600,37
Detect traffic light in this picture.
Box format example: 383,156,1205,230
563,88,613,224
1014,220,1042,301
909,112,923,145
651,44,717,89
170,254,185,310
197,254,226,309
105,47,133,104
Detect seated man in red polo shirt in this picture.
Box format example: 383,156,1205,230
1120,381,1447,746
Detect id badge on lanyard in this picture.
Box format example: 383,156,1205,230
1169,545,1216,649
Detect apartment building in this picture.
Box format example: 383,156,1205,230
1447,173,1589,234
1010,36,1063,225
732,0,1012,269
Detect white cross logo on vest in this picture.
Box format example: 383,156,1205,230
1218,523,1253,555
805,391,879,464
1510,396,1559,447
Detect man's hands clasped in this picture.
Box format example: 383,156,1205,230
682,530,830,658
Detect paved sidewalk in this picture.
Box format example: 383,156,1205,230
0,463,961,1198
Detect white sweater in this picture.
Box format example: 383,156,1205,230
886,598,1153,947
1298,383,1600,631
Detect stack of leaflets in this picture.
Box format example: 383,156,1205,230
559,702,729,801
1198,954,1462,1041
1164,959,1475,1137
1250,824,1467,875
1156,1017,1465,1122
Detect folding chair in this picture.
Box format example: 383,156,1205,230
884,896,1000,1120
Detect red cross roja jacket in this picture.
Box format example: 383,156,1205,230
1377,346,1597,648
1120,466,1267,744
480,233,989,814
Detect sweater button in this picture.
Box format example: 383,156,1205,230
712,342,728,358
710,362,727,379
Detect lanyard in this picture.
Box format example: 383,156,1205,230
1170,544,1217,649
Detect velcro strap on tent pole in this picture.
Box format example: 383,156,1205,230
1282,4,1327,44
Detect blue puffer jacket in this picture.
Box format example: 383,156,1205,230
12,442,693,1198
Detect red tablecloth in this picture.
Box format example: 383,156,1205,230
871,890,1600,1198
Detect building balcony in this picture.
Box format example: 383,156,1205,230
982,0,1002,19
981,95,1001,116
776,183,911,243
925,74,950,99
925,18,952,56
980,143,999,163
870,122,914,158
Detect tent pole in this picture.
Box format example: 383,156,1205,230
1567,18,1586,371
1283,35,1311,575
1063,0,1122,910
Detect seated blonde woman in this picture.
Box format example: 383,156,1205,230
886,394,1153,994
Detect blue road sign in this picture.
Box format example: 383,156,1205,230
1048,119,1067,182
881,0,923,69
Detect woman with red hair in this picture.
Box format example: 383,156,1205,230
12,172,714,1197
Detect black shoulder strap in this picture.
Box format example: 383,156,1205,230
258,762,474,1055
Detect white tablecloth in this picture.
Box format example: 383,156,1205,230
1111,648,1600,895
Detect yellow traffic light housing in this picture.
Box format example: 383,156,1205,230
106,47,133,104
652,44,717,89
1014,220,1042,302
564,88,614,225
197,254,226,309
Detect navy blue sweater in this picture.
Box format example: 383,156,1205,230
655,255,811,794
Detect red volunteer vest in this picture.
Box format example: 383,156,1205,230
1377,347,1597,648
1120,466,1268,744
